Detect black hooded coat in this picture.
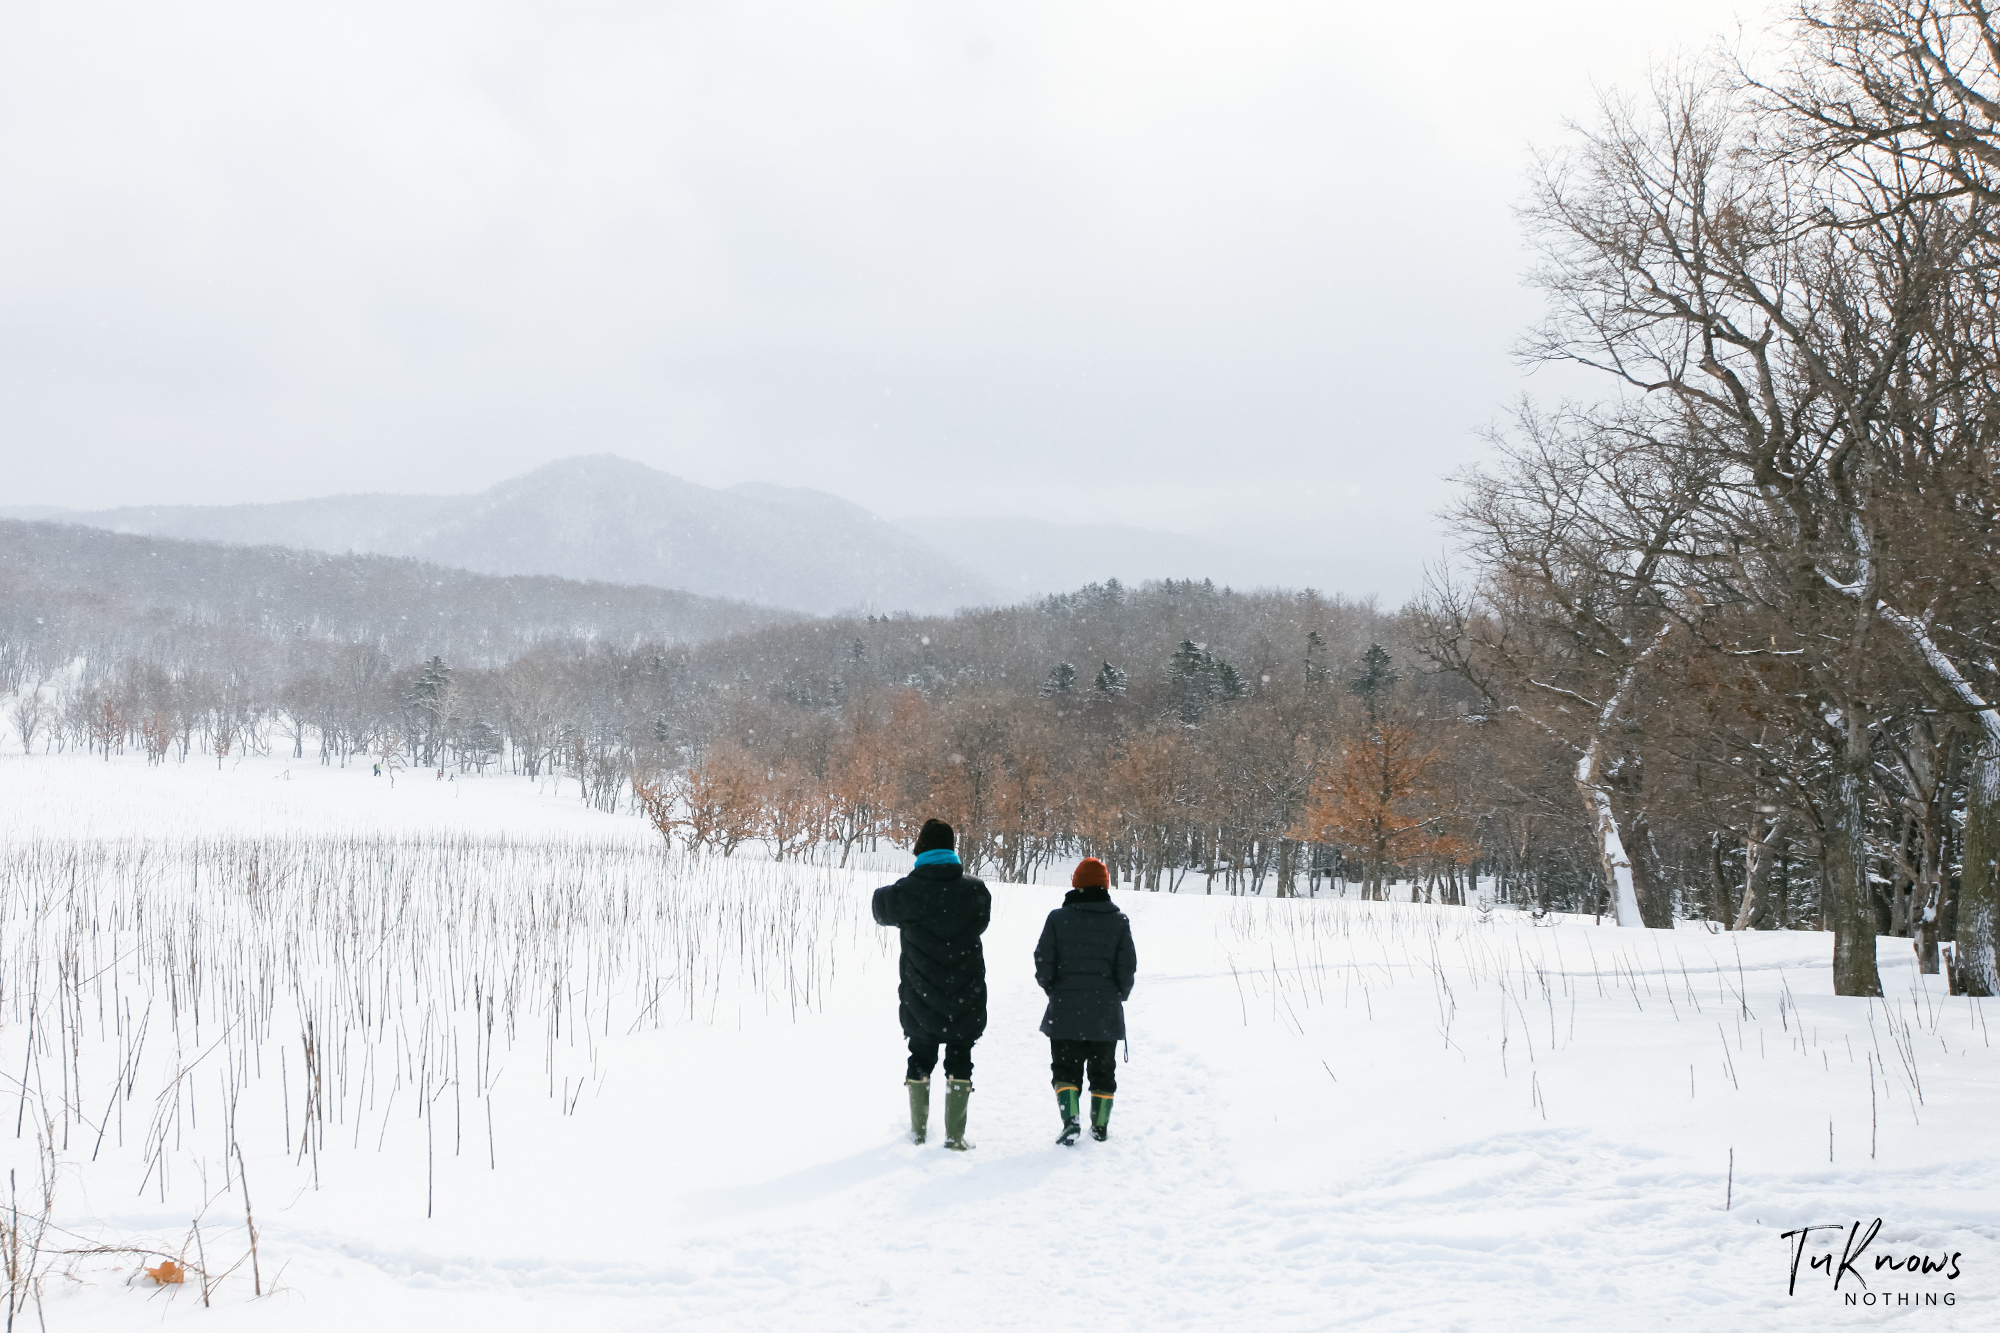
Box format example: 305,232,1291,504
871,862,992,1044
1033,887,1137,1042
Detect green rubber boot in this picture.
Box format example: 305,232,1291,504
906,1078,930,1144
943,1078,974,1151
1055,1085,1082,1146
1090,1092,1113,1142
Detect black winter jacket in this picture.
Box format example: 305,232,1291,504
1033,887,1137,1042
871,863,992,1044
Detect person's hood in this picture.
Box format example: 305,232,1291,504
1062,886,1112,907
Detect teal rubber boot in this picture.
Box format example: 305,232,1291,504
906,1078,930,1145
943,1078,974,1151
1055,1085,1082,1147
1090,1092,1113,1142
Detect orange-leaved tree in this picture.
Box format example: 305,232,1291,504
1294,723,1458,900
764,761,831,861
630,769,679,847
826,706,898,865
1084,730,1204,891
680,740,764,856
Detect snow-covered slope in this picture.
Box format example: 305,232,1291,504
0,750,1992,1331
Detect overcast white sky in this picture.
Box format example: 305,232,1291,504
0,0,1771,599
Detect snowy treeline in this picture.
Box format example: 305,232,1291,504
0,562,1855,949
5,574,1477,896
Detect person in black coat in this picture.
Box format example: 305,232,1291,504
1034,856,1137,1145
871,818,990,1150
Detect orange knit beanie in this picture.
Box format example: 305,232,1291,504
1071,857,1109,889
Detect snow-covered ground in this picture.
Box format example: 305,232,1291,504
1,749,1993,1330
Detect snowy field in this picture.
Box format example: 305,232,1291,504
1,750,1994,1330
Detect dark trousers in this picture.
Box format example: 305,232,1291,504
1049,1038,1117,1095
906,1035,974,1081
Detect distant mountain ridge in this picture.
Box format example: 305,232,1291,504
11,457,997,616
0,519,800,668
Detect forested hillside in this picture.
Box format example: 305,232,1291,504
0,517,796,680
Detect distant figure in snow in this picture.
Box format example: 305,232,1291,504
871,819,990,1150
1035,857,1136,1145
373,763,382,777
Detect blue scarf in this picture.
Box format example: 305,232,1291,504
913,848,961,869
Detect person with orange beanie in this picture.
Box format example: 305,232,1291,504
1033,856,1137,1145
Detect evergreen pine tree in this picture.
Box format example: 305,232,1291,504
1348,643,1398,726
1304,630,1331,688
1165,640,1247,722
464,718,502,771
407,656,453,766
1168,640,1210,723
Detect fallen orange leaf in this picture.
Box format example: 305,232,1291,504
145,1260,185,1285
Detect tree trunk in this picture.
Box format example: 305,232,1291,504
1889,815,1913,937
1871,605,1999,994
1911,777,1946,974
1825,760,1885,997
1957,752,2000,997
1733,810,1789,931
1624,807,1674,928
1576,739,1644,927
